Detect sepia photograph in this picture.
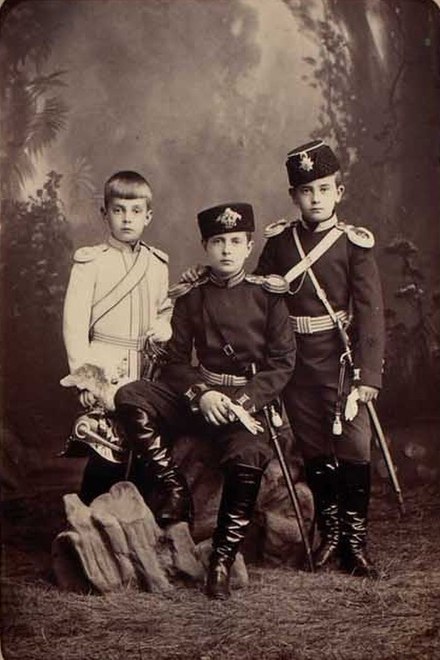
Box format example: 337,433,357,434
1,0,439,658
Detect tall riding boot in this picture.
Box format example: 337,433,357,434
305,456,340,569
118,405,192,527
79,453,126,505
206,463,264,600
339,460,378,579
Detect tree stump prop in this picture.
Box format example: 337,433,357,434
52,481,247,594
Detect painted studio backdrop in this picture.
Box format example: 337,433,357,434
1,0,439,496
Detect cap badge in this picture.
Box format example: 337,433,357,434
215,207,242,228
299,151,314,172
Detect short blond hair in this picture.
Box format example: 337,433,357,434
104,171,153,209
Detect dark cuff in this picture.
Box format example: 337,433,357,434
233,391,256,413
356,367,382,390
184,383,211,413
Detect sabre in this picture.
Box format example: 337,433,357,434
263,401,315,573
248,364,314,570
366,401,406,516
335,320,405,516
74,418,126,454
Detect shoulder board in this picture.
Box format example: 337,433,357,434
73,244,108,263
144,244,169,264
264,218,297,239
337,222,375,248
168,275,209,300
245,273,289,294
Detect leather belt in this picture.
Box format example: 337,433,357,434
290,310,348,334
200,364,248,387
92,330,147,351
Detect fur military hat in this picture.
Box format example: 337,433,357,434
286,139,340,187
197,203,255,240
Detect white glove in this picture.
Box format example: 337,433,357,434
225,401,264,435
344,388,360,421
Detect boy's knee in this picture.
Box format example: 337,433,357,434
222,439,273,469
114,382,134,409
114,380,151,409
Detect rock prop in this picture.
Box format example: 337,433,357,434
52,481,208,594
172,428,315,566
195,539,249,589
255,460,315,565
53,423,315,593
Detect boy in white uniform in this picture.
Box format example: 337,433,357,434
62,170,191,525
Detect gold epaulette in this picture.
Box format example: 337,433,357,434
169,274,209,299
73,244,108,263
245,273,289,294
145,244,169,264
337,222,375,248
264,218,297,239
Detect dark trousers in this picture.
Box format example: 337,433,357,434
283,383,372,462
114,379,273,469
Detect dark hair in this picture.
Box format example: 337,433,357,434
289,169,343,193
104,171,153,209
202,231,253,247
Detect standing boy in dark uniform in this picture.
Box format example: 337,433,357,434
114,202,296,599
257,140,385,578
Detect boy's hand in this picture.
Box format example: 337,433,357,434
180,264,206,283
198,391,264,434
226,401,264,435
145,328,164,343
79,389,97,408
199,391,233,425
357,385,379,403
345,385,379,420
144,332,168,358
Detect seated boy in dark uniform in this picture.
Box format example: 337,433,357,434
115,202,296,599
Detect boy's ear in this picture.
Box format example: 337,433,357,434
144,208,153,227
337,184,345,200
247,239,254,255
288,187,298,202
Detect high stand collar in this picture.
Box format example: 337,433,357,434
209,268,246,288
108,235,142,252
300,214,338,233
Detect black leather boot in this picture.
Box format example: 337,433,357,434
339,460,378,579
206,463,264,600
79,453,126,505
118,405,192,527
305,456,340,569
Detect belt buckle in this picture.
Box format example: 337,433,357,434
223,344,235,357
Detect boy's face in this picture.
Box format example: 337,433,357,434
203,232,253,277
103,197,152,244
291,174,344,223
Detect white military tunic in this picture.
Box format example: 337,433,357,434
63,235,172,384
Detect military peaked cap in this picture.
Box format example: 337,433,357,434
197,203,255,240
286,139,340,187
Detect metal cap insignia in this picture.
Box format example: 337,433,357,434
215,207,242,228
